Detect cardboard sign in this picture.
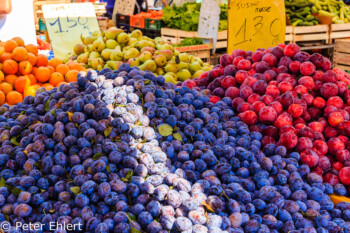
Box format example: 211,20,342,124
0,0,36,45
197,0,220,52
43,3,100,60
227,0,286,53
112,0,136,23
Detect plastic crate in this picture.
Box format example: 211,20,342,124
130,14,145,28
117,23,130,33
116,14,130,25
145,18,164,30
145,29,161,38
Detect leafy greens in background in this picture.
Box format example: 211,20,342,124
162,3,228,31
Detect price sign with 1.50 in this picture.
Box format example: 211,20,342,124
42,3,100,60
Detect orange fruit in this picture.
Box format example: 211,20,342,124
27,53,37,66
6,91,23,105
0,42,4,47
18,61,33,75
12,47,28,62
2,60,18,75
48,58,62,68
25,74,37,85
47,65,55,75
65,70,79,83
0,52,12,63
0,82,13,95
0,91,5,105
67,61,84,71
35,54,48,67
4,40,18,53
0,71,4,82
12,37,25,47
42,83,54,91
5,75,17,87
23,85,38,97
33,84,41,89
0,47,5,57
14,76,31,93
34,66,50,82
56,64,69,76
49,72,65,87
25,44,38,56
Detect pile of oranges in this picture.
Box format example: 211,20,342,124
0,37,86,106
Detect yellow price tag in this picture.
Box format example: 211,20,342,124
227,0,286,54
43,3,100,60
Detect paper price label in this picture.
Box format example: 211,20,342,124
43,3,100,60
197,0,220,52
227,0,286,53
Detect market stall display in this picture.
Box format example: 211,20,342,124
0,38,84,106
2,0,350,233
67,27,212,83
185,43,350,189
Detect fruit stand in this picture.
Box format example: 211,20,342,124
1,0,350,233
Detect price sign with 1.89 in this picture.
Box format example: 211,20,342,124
227,0,286,53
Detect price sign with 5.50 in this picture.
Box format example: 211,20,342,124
227,0,286,54
43,3,100,60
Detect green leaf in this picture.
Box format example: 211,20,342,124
10,136,20,146
92,153,105,160
173,133,182,142
44,99,50,112
143,80,151,85
121,177,129,182
12,187,23,196
131,228,141,233
0,177,6,187
158,124,173,137
126,213,137,221
70,186,80,194
104,126,113,137
126,170,133,179
50,108,56,116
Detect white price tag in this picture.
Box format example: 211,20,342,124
112,0,136,23
197,0,220,52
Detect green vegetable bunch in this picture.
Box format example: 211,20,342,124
179,38,204,46
162,3,228,31
285,0,320,26
309,0,350,24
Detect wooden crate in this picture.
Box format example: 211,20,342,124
333,39,350,72
330,23,350,43
285,26,293,43
161,28,227,49
94,3,107,16
175,43,213,63
97,17,108,31
293,25,329,44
